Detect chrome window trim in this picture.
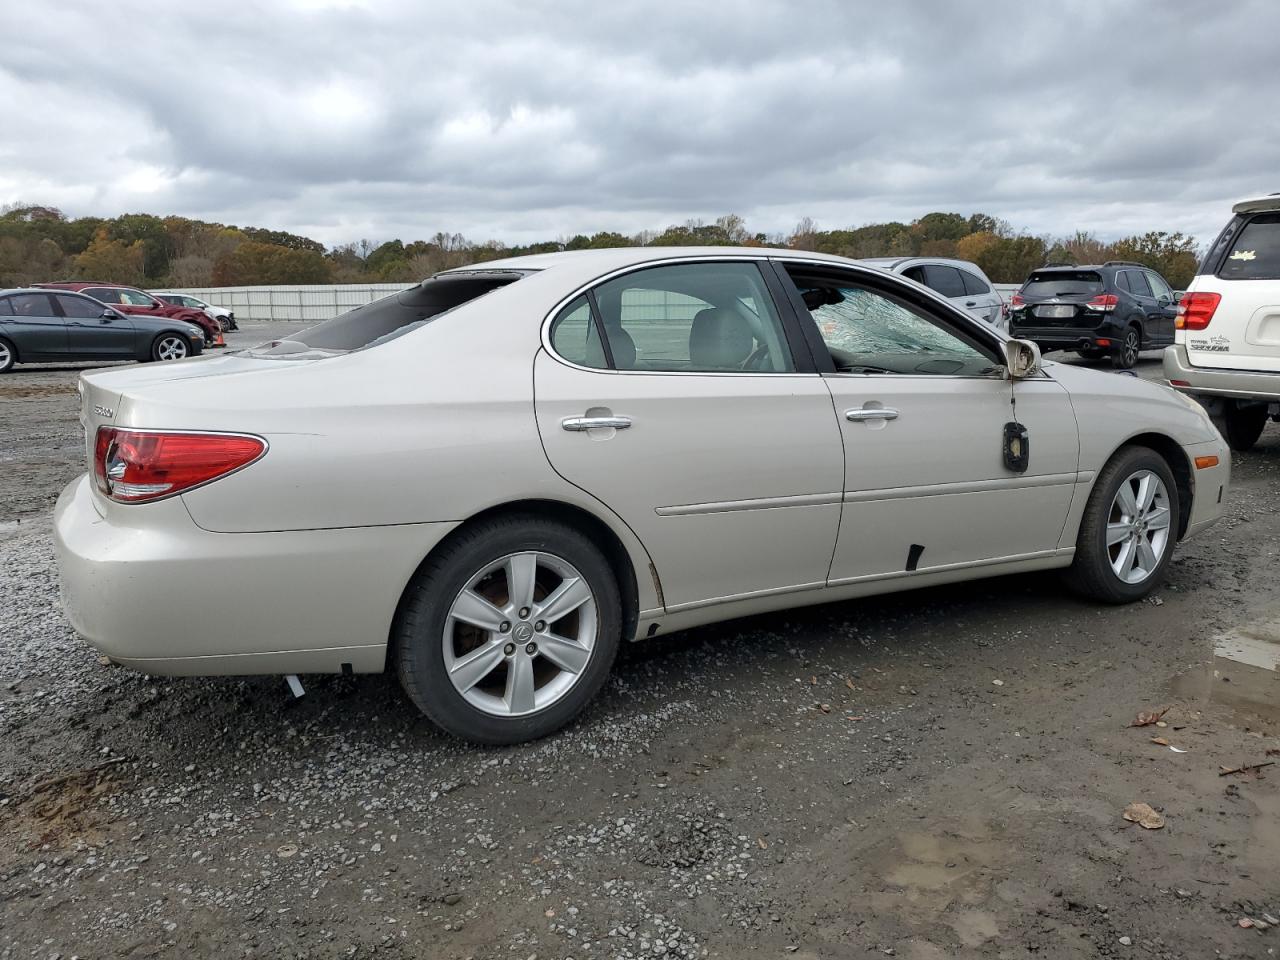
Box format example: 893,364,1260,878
539,254,820,378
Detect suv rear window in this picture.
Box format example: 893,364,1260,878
1021,271,1103,297
247,270,528,358
1219,213,1280,280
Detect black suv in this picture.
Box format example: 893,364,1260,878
1007,262,1179,369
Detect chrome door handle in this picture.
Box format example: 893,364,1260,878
562,416,633,432
846,407,899,422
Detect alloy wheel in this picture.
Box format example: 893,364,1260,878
156,336,188,361
0,340,11,371
1122,330,1139,367
1106,469,1171,584
442,551,598,717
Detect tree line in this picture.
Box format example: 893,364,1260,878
0,204,1201,291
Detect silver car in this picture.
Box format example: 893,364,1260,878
862,257,1006,329
55,248,1229,743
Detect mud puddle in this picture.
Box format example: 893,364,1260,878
1170,613,1280,729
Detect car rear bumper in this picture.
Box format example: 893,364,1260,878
1009,324,1118,349
53,475,457,676
1163,344,1280,401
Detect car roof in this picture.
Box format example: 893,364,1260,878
1232,193,1280,215
35,280,134,290
859,256,984,271
443,246,861,275
1,286,96,297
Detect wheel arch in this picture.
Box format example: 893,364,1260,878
1111,433,1193,538
386,498,644,670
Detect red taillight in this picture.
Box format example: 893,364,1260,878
93,428,265,503
1086,294,1119,312
1010,293,1026,308
1177,292,1221,331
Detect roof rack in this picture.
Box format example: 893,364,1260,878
1042,261,1076,268
1103,260,1145,268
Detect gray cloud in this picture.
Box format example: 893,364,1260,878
0,0,1274,246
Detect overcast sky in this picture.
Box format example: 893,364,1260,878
0,0,1273,248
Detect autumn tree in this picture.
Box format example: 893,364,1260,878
73,230,146,285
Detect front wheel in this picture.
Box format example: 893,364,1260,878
395,515,621,744
1066,446,1179,603
1213,400,1268,452
1110,327,1140,369
151,333,191,362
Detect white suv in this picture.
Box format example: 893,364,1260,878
860,257,1007,330
1165,194,1280,450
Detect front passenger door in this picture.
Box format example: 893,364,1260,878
53,294,136,358
1144,271,1178,344
774,263,1079,584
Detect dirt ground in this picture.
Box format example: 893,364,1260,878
1,330,1278,959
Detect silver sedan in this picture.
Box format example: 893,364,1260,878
55,248,1230,743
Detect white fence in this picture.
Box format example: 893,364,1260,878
164,280,1029,325
158,283,413,323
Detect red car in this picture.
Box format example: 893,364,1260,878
35,282,224,347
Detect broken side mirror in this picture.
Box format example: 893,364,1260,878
1003,338,1041,379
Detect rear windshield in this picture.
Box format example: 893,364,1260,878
1218,213,1280,280
1021,271,1103,297
245,270,527,359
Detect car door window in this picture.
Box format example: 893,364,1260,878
554,261,795,372
119,289,158,306
790,275,997,377
1115,272,1131,293
8,293,56,316
0,297,12,316
1126,270,1153,298
922,264,967,298
52,294,103,319
1146,271,1173,302
84,287,121,304
901,265,926,284
960,270,991,296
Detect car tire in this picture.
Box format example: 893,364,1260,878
1213,401,1268,452
1065,446,1179,604
1110,326,1140,369
0,336,15,373
150,333,191,362
395,514,622,745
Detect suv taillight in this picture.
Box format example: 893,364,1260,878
1010,293,1026,308
1177,292,1221,331
93,428,266,503
1086,294,1119,312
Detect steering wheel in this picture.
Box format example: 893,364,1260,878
741,343,773,371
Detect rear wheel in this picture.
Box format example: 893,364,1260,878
1213,400,1268,452
151,333,190,362
395,515,621,744
1066,446,1178,603
1110,327,1140,369
0,336,15,373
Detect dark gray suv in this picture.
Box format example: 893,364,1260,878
1008,261,1179,369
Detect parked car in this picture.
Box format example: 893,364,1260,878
1007,262,1179,369
1164,193,1280,451
0,288,204,372
55,248,1229,744
155,293,237,331
35,282,223,347
861,257,1005,329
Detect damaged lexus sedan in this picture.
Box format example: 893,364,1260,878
55,248,1229,743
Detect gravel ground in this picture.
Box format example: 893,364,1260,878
2,330,1279,959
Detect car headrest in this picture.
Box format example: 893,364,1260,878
584,323,637,369
689,308,753,369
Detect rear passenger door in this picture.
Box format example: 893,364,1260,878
959,268,1003,328
0,292,68,360
534,259,846,611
